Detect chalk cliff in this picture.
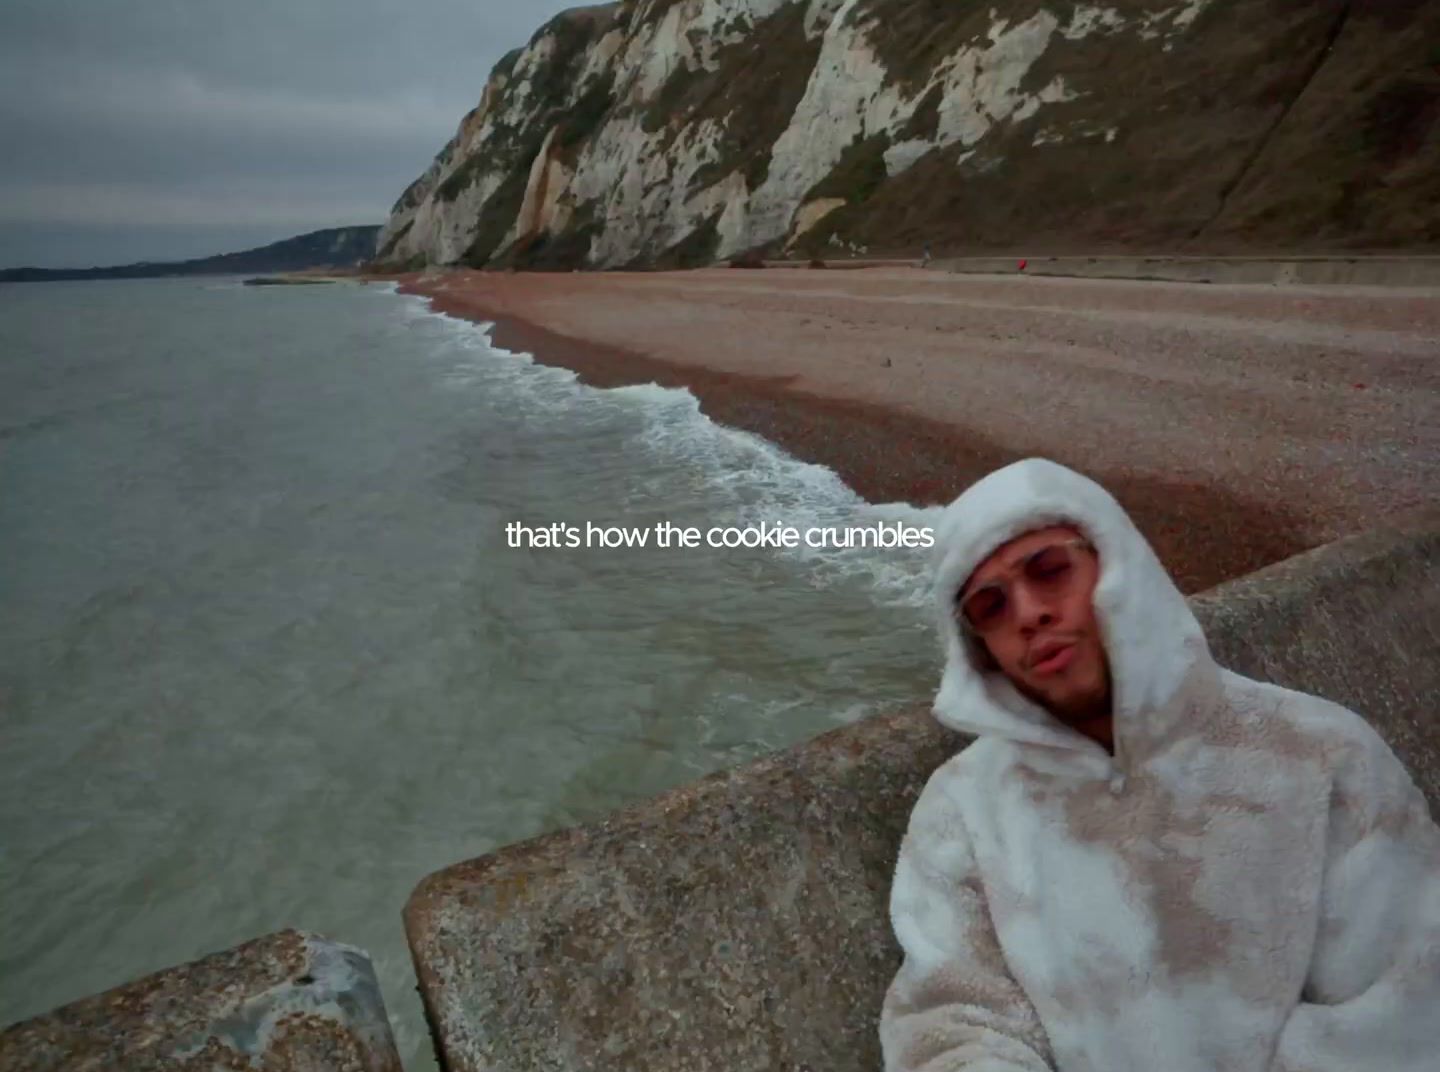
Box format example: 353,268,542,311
374,0,1439,270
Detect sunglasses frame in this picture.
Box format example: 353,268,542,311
956,537,1096,637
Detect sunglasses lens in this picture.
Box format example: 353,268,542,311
962,587,1006,631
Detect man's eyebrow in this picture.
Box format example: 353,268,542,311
957,575,1001,604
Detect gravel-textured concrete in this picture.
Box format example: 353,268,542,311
404,509,1440,1072
1190,508,1440,806
0,930,402,1072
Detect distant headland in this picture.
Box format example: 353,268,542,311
0,225,379,283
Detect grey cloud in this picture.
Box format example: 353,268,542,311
0,0,579,267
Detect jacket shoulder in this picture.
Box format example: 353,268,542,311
907,738,1012,828
1219,669,1400,770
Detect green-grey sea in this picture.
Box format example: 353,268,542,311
0,276,940,1068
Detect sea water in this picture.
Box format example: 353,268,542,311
0,276,940,1068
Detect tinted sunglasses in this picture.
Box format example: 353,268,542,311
956,538,1094,635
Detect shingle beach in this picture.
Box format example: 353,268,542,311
394,266,1438,593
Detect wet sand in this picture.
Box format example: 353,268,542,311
391,266,1439,594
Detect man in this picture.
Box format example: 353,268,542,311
880,458,1440,1071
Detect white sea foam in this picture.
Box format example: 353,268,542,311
613,380,936,607
407,303,938,608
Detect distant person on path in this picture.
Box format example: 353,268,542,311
881,458,1440,1071
922,242,932,267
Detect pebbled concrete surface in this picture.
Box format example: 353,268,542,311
0,930,402,1072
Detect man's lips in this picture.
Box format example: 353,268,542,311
1030,642,1076,675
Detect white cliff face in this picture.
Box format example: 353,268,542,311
631,4,690,99
504,35,558,116
737,0,1081,256
376,64,525,265
787,196,847,241
1170,0,1211,31
375,153,446,261
569,110,730,265
378,0,1217,269
623,0,789,100
1063,3,1129,38
424,171,507,264
803,0,848,39
578,29,626,83
504,124,577,251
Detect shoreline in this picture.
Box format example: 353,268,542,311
389,271,1320,595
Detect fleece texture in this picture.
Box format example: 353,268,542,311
880,458,1440,1072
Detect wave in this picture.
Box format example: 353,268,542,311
389,292,938,609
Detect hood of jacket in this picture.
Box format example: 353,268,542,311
931,458,1216,765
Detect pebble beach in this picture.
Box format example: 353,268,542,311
395,265,1439,594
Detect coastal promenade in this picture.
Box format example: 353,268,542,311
401,265,1439,593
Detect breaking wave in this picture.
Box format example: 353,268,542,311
401,292,940,609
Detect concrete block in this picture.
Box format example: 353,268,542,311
1190,508,1440,805
406,704,956,1072
0,930,402,1072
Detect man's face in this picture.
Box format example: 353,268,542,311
958,525,1112,723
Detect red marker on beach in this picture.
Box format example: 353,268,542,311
1018,259,1028,271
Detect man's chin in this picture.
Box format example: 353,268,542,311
1021,680,1076,717
1041,686,1106,725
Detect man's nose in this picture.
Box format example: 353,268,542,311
1011,582,1054,630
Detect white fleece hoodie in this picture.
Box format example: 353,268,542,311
880,459,1440,1072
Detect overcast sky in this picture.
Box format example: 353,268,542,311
0,0,579,268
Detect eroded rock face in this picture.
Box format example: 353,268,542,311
375,0,1440,270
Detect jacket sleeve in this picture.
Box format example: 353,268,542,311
880,769,1053,1072
1274,710,1440,1071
